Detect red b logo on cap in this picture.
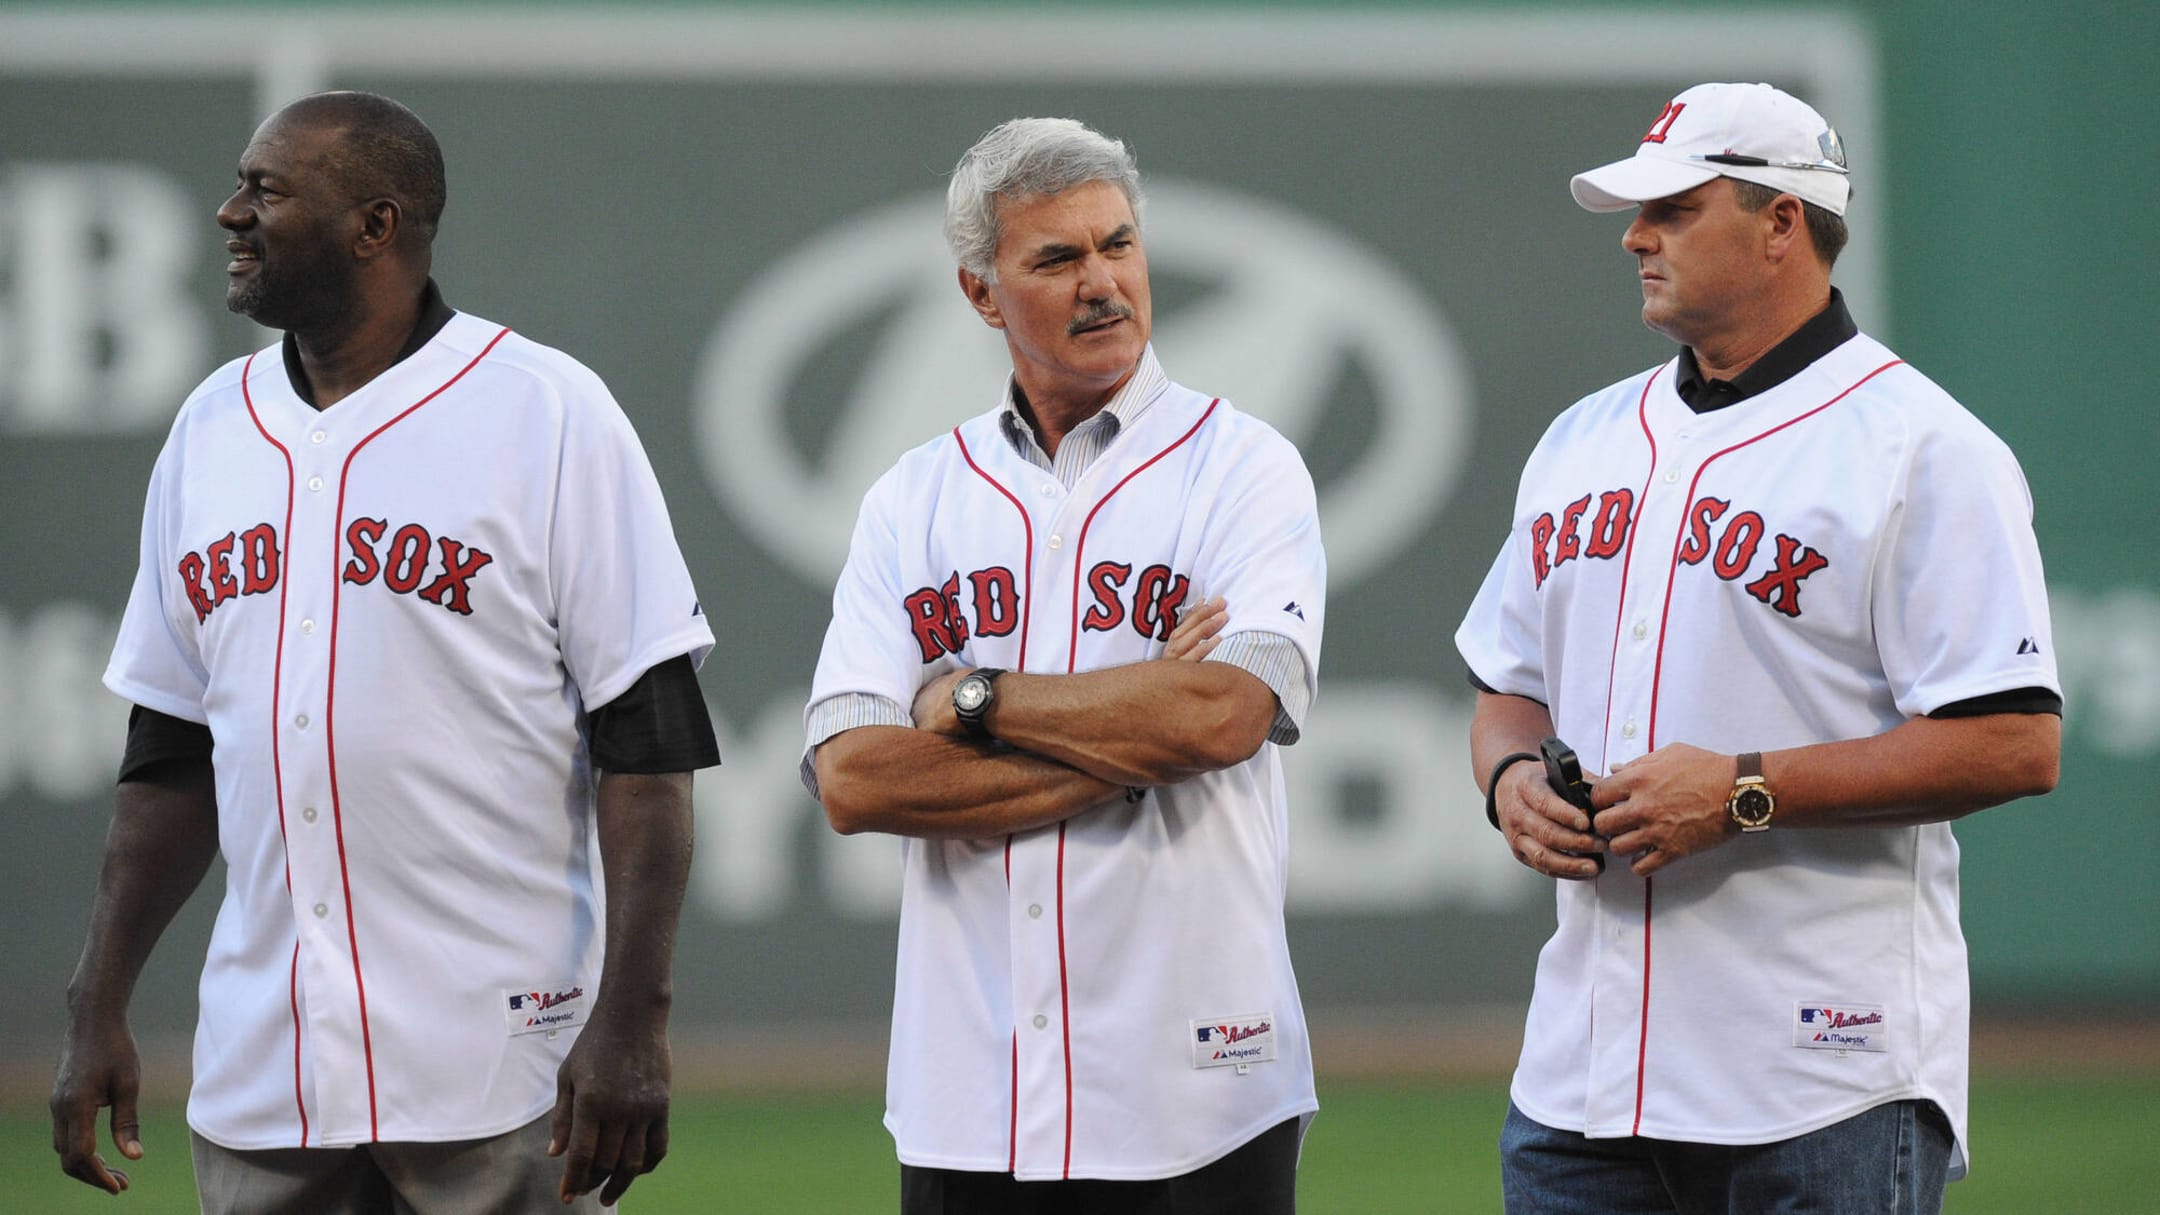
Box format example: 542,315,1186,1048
1643,101,1686,144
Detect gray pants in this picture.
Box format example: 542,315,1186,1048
191,1113,607,1215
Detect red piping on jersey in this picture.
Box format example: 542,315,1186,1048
1054,397,1219,1177
954,427,1035,673
1056,821,1073,1177
323,325,511,1140
1632,881,1653,1135
1597,369,1664,776
288,945,308,1145
1630,357,1903,1133
1064,400,1220,672
954,426,1035,1175
239,351,310,1144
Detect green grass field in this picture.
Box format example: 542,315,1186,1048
8,1076,2153,1212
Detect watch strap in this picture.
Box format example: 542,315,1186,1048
954,667,1005,739
1484,751,1541,831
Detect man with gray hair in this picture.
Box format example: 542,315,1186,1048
803,117,1327,1213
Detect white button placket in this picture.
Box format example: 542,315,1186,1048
1006,473,1076,1175
280,416,364,1138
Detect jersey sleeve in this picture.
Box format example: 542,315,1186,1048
1872,415,2060,716
104,443,212,724
548,376,716,711
1191,429,1326,726
1455,529,1547,702
804,467,930,738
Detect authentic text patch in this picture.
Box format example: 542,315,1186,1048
1191,1013,1278,1069
1793,1001,1888,1053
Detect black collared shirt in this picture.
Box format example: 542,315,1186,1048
279,278,458,408
1674,288,1859,413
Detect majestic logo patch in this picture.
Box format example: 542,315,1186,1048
504,983,589,1037
1793,1001,1888,1053
1191,1013,1278,1070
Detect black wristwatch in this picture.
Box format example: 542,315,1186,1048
952,668,1006,740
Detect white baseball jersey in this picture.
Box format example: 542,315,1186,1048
1457,330,2058,1177
106,311,715,1150
806,365,1325,1181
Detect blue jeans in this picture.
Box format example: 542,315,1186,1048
1500,1099,1952,1215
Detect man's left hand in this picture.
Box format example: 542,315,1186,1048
548,1006,671,1206
1590,743,1737,875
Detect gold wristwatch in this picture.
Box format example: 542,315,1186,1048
1727,751,1775,832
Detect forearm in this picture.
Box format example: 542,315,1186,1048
591,772,695,1019
816,725,1124,839
1765,711,2060,827
65,769,220,1016
979,662,1275,786
1469,691,1557,793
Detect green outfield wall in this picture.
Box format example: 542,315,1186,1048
0,1,2152,1061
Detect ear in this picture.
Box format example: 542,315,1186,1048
353,197,402,262
958,265,1005,331
1761,193,1808,265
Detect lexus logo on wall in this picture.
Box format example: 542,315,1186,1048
693,179,1475,588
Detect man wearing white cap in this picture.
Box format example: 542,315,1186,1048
1455,82,2062,1213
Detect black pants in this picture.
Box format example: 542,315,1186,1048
900,1116,1302,1215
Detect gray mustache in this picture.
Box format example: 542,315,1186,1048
1067,301,1134,335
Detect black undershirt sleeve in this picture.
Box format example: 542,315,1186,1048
1461,672,2058,719
588,654,724,774
118,704,214,785
1928,686,2063,718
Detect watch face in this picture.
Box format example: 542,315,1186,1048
955,677,990,712
1733,787,1773,825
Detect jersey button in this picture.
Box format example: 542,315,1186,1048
1041,483,1056,497
1632,621,1647,640
1048,534,1063,550
1663,470,1679,484
310,431,327,445
312,902,329,918
302,807,318,823
307,475,324,492
301,618,316,635
1621,721,1638,739
1032,1014,1048,1030
1027,903,1043,919
293,713,309,729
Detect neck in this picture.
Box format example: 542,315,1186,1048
1012,364,1136,457
291,285,424,409
1687,283,1832,383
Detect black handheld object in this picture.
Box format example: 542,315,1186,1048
1540,737,1604,872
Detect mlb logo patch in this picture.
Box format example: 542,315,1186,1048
1190,1013,1278,1069
1793,1001,1889,1053
504,982,590,1037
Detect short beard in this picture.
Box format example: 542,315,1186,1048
226,247,359,336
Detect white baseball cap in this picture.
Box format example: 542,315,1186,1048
1571,82,1852,217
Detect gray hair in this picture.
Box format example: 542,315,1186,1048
944,117,1145,280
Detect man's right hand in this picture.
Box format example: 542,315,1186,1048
1494,760,1605,881
51,1011,145,1194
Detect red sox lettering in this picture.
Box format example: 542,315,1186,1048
903,560,1192,664
342,518,495,616
1529,487,1829,618
174,518,496,624
176,521,281,622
